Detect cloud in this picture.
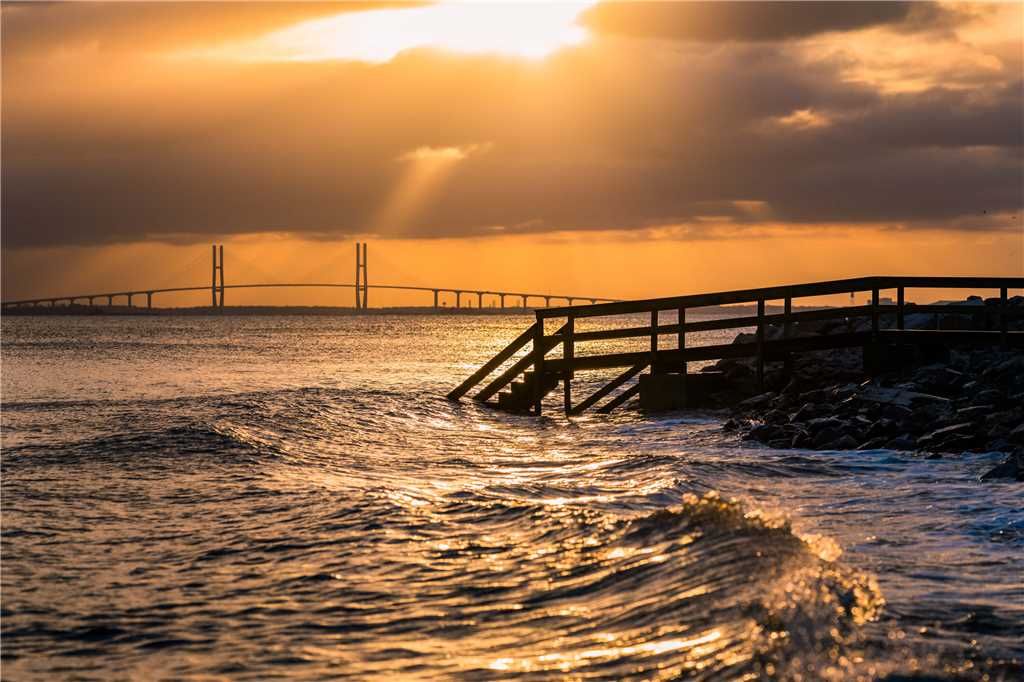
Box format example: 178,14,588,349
397,143,491,163
1,3,1021,249
0,2,417,59
579,1,953,43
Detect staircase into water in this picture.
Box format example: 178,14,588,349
447,276,1024,416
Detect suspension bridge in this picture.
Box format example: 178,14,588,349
1,244,619,311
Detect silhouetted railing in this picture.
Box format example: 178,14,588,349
449,276,1024,415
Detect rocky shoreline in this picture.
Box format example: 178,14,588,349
702,296,1024,481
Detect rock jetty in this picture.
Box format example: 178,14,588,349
703,295,1024,481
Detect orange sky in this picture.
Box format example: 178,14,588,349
1,1,1021,304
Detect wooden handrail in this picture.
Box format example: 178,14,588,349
449,275,1022,416
472,323,567,403
539,276,1024,319
446,322,538,400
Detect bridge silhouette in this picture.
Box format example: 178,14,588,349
1,244,619,311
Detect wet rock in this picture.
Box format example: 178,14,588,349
806,416,845,434
956,405,994,421
738,392,775,410
885,435,916,451
1010,423,1024,444
791,429,812,448
790,402,822,423
917,422,976,450
867,418,897,439
980,453,1024,482
971,388,1003,407
857,437,888,450
763,409,789,425
744,423,780,442
812,426,844,449
831,434,859,450
881,403,914,423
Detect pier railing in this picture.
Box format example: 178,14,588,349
448,276,1024,415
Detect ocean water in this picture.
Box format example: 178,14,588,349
2,314,1022,680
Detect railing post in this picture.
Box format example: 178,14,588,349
650,309,658,374
533,315,545,415
897,286,905,330
677,307,686,375
871,287,880,338
563,315,574,414
1001,286,1008,348
756,299,765,390
783,296,793,378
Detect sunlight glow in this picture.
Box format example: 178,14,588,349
218,1,597,63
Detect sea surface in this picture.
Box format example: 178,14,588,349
2,314,1022,680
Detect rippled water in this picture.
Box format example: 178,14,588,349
2,315,1022,680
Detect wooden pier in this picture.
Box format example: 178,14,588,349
447,276,1024,415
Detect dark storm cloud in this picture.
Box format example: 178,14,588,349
1,4,1021,248
580,1,949,43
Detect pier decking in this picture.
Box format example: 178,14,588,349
447,276,1024,415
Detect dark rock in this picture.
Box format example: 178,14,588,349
972,388,1003,407
917,422,976,450
812,426,844,449
857,437,888,450
1010,423,1024,444
763,409,789,425
956,405,994,421
831,434,859,450
867,418,896,439
745,424,780,442
791,430,812,448
980,453,1024,482
881,404,914,422
723,418,741,432
790,402,822,423
885,435,916,451
738,392,775,410
806,416,845,435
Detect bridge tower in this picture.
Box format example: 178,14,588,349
212,244,225,307
355,242,368,309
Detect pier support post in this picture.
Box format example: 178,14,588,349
500,294,505,309
650,309,658,374
146,292,153,309
871,287,880,338
544,296,550,308
433,290,439,308
521,295,527,308
362,243,368,309
477,292,483,309
1001,286,1008,348
563,315,574,414
897,287,905,330
107,295,113,306
532,317,544,415
456,291,461,308
756,299,765,390
678,307,687,377
127,293,134,308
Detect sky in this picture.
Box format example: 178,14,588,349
2,1,1022,305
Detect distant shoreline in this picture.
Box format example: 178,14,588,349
3,303,825,317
